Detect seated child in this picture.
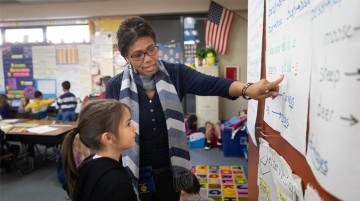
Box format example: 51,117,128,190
186,114,198,137
18,97,29,113
0,94,10,119
204,121,222,150
25,91,55,119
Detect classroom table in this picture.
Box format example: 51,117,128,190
5,119,76,145
1,119,76,174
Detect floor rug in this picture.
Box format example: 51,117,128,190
192,165,248,201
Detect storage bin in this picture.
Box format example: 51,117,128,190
188,132,205,149
222,127,248,157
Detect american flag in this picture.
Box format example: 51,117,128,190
205,1,234,55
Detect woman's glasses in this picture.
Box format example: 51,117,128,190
130,45,159,61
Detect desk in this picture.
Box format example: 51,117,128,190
5,119,76,145
1,119,76,173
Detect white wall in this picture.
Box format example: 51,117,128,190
218,11,248,120
0,0,246,20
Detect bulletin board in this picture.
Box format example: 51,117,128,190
158,41,181,64
1,44,92,100
1,45,33,98
247,1,359,201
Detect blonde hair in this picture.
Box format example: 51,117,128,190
20,97,29,107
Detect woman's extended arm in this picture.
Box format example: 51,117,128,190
229,75,284,100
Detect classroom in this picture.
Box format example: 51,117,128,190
0,1,250,201
0,0,358,201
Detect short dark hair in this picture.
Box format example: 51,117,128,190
34,91,42,98
62,81,71,90
116,16,157,58
100,76,111,86
0,94,8,106
187,114,198,131
182,173,200,194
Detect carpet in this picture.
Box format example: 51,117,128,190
192,165,248,201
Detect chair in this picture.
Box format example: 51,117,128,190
0,129,23,175
16,112,30,119
29,106,49,119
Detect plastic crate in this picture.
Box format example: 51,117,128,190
188,132,205,149
222,127,248,157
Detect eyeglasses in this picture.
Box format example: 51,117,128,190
130,45,159,61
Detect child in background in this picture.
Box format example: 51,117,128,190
61,99,140,201
18,97,29,113
0,94,10,119
186,114,198,137
204,121,222,150
25,91,55,119
57,134,90,191
72,134,91,167
98,76,112,99
179,173,214,201
57,81,77,121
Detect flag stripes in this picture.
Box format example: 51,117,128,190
205,1,234,55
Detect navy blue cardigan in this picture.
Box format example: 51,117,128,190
106,61,237,168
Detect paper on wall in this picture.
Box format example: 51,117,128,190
264,10,312,156
258,138,304,201
306,1,360,200
247,0,265,145
304,184,323,201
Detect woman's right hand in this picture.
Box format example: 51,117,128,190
246,75,284,100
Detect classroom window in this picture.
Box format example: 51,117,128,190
46,25,90,44
5,28,44,43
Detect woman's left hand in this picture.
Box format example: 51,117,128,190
246,75,284,100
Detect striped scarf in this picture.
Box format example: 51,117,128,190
119,60,192,191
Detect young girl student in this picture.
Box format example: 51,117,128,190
61,99,140,201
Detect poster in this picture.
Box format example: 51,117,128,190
247,0,265,145
56,46,79,65
264,12,312,155
158,41,181,64
258,138,303,201
32,46,56,79
30,45,91,100
0,50,4,94
2,45,34,99
306,1,360,200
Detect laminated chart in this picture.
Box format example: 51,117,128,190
2,45,34,98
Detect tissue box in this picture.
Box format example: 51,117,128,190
188,132,205,149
